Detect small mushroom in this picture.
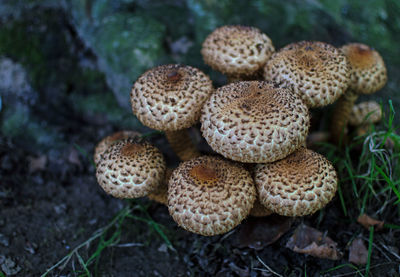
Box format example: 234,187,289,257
168,156,256,236
200,81,310,163
349,101,382,136
131,64,214,161
264,41,350,108
201,25,275,81
93,130,141,166
330,43,387,144
96,138,166,199
254,148,337,217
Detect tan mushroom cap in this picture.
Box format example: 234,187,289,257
168,156,256,236
131,64,213,131
264,41,350,107
201,25,275,76
348,101,382,126
94,130,141,166
201,81,310,163
255,148,337,217
341,43,387,94
96,138,166,199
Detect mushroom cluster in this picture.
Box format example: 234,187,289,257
94,25,387,236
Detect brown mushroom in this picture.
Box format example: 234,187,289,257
93,130,141,166
147,168,173,206
330,43,387,144
264,41,350,108
201,25,275,81
254,148,337,217
349,101,382,136
200,81,310,163
131,64,214,161
96,138,166,199
168,156,256,236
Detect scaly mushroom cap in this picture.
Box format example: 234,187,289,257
201,25,275,77
131,64,213,131
341,43,387,94
96,138,166,199
348,101,382,126
255,148,337,217
94,130,141,166
264,41,350,107
168,156,256,236
200,81,310,163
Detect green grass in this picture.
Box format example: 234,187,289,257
319,101,400,276
41,201,173,277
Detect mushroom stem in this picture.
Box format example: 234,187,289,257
330,90,359,145
165,130,201,161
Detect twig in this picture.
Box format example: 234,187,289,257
256,255,283,277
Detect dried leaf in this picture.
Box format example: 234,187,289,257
286,224,342,260
237,215,293,250
27,155,47,173
357,214,384,230
349,237,368,265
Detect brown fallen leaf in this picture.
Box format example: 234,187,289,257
349,237,368,265
357,214,384,230
286,224,342,260
237,214,293,250
27,155,47,173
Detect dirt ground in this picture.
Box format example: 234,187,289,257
1,6,400,277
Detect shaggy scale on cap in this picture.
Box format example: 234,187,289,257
341,43,387,94
201,25,275,77
348,101,382,126
255,148,337,217
131,64,213,131
94,130,141,166
264,41,350,107
96,138,166,199
200,81,310,163
168,156,256,236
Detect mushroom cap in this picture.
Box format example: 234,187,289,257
96,138,166,199
168,156,256,236
201,25,275,76
131,64,213,131
255,148,337,217
341,43,387,94
200,81,310,163
94,130,141,166
264,41,350,107
348,101,382,126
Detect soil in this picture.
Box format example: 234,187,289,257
1,7,400,277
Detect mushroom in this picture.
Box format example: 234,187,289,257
264,41,350,108
147,167,173,206
94,130,141,166
131,64,214,161
200,81,310,163
96,138,166,199
168,156,256,236
201,25,275,81
330,43,387,144
254,148,337,217
348,101,382,136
